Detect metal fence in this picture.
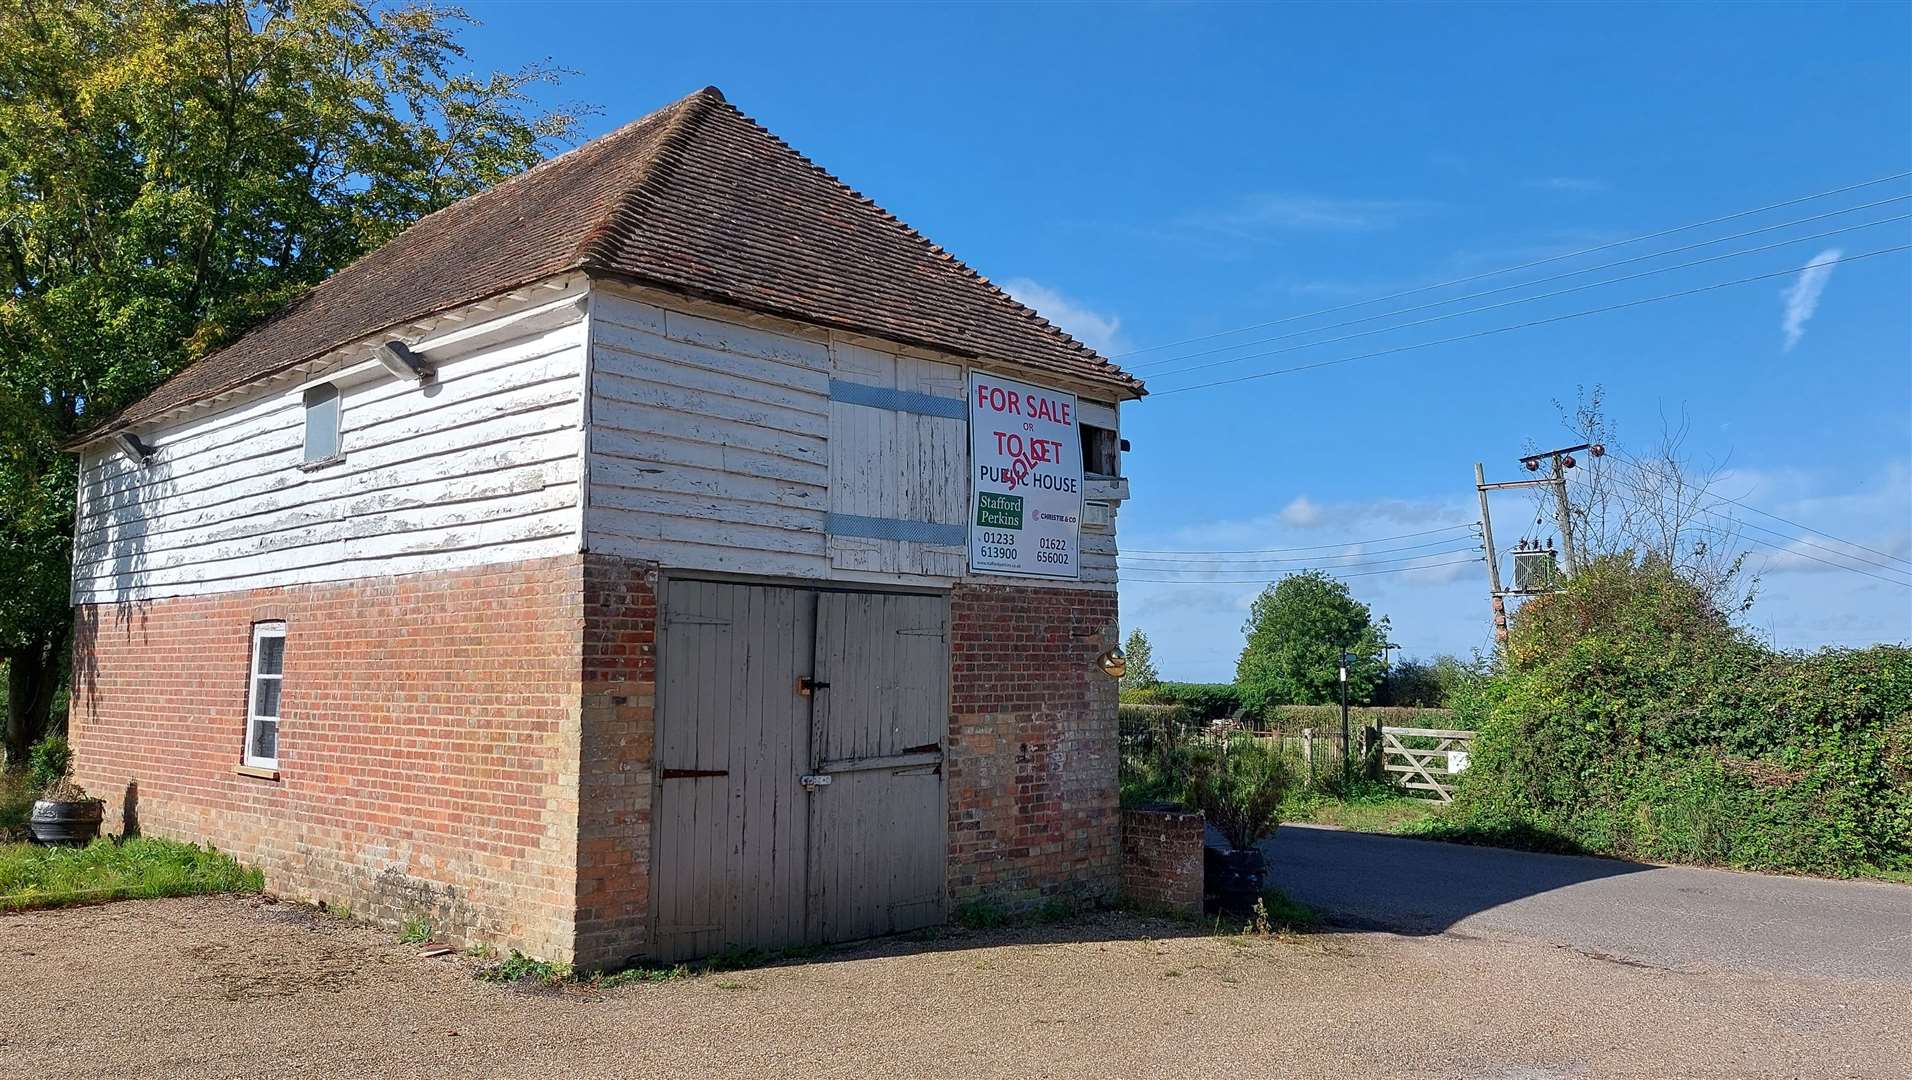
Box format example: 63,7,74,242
1118,706,1468,796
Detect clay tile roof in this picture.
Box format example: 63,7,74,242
80,85,1142,443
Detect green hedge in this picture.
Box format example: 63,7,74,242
1436,558,1912,877
1118,681,1243,720
1265,705,1455,730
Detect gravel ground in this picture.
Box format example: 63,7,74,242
4,894,1905,1080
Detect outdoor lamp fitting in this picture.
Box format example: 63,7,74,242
1096,646,1127,679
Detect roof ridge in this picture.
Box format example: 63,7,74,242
414,87,709,231
572,87,722,270
699,98,1134,385
121,89,711,400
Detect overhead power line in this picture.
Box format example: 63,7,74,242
1574,465,1912,578
1109,170,1912,361
1555,468,1911,589
1127,194,1911,372
1119,541,1484,572
1119,531,1477,562
1147,243,1912,397
1121,554,1483,584
1142,212,1910,382
1740,539,1909,589
1120,522,1476,555
1600,449,1912,570
1729,522,1912,584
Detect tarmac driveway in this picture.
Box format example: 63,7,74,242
1265,823,1912,981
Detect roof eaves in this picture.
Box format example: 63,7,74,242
588,267,1145,401
60,271,584,451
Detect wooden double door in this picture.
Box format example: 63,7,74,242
651,579,948,961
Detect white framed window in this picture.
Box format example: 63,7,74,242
302,383,341,465
244,622,287,769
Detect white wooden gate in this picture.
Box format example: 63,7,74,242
1380,725,1476,803
652,579,948,961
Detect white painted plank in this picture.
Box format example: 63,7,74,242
593,369,829,439
661,308,830,370
75,313,587,604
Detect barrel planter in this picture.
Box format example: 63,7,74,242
1204,844,1267,916
28,798,105,845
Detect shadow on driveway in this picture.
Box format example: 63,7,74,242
1263,823,1653,935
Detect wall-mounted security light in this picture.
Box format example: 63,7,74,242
1096,645,1127,679
373,339,434,383
112,432,155,464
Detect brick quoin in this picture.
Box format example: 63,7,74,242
946,582,1121,909
575,554,659,967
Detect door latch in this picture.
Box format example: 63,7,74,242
797,676,831,697
800,773,832,791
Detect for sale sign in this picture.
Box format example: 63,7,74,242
969,372,1081,578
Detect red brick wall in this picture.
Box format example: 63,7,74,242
68,557,586,961
1120,806,1205,916
574,554,659,969
69,560,1123,964
947,583,1121,908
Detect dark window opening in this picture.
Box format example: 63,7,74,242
1081,424,1120,477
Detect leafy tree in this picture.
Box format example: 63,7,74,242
1235,570,1390,710
1375,654,1476,708
1119,628,1159,692
0,0,583,764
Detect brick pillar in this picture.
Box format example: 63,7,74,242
946,583,1121,909
1120,805,1206,917
574,554,660,969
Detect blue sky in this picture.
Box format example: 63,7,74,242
466,1,1911,679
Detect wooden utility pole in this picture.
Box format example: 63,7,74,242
1475,462,1508,645
1551,454,1578,575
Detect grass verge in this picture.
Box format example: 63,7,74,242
1283,789,1444,835
0,837,264,911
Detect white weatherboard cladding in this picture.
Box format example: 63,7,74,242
74,280,1121,605
586,286,1119,589
585,292,832,577
72,314,589,604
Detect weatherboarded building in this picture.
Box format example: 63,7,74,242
66,87,1143,966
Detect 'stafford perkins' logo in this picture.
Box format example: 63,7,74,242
976,492,1024,529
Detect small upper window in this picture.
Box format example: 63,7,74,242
245,622,286,769
302,383,340,464
1081,424,1120,477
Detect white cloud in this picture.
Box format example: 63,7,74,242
1531,176,1609,193
1182,193,1432,234
1279,496,1325,528
1780,248,1842,350
1117,494,1489,678
999,278,1128,356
